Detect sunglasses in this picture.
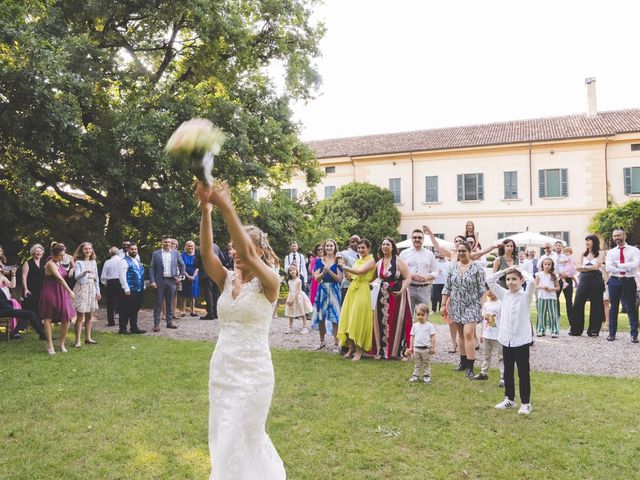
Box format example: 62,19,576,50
456,250,468,253
412,236,423,240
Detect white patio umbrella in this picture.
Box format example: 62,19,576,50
396,236,455,250
501,232,566,247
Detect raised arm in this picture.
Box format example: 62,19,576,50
486,269,508,300
198,182,279,302
198,201,228,291
422,225,451,258
471,242,499,261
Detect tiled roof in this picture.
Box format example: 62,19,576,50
306,109,640,159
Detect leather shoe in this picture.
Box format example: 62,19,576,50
472,373,489,381
166,323,178,329
200,315,214,320
118,330,128,334
153,326,160,332
632,336,639,344
606,336,615,341
131,329,146,334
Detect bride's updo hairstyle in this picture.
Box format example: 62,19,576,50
243,226,277,268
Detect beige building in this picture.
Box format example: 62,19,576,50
286,82,640,246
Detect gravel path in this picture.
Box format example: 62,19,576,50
92,308,640,379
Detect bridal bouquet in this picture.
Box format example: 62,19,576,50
165,118,227,185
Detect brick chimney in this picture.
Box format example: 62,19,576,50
585,77,597,117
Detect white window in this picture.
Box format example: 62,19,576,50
389,178,401,204
457,173,484,201
281,188,297,200
624,167,640,195
503,171,518,199
324,185,336,199
538,169,568,198
425,176,438,203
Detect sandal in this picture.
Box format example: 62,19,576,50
448,343,458,354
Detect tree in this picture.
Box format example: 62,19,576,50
0,0,324,260
590,200,640,246
315,182,401,251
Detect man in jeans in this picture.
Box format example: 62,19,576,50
149,235,185,332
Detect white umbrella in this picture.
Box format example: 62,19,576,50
501,232,566,247
396,237,455,250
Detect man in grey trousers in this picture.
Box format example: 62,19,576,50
149,235,186,332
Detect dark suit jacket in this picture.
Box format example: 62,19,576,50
149,249,185,284
198,243,225,280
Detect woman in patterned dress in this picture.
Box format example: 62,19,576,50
374,237,412,359
72,242,101,347
441,240,486,378
311,239,343,351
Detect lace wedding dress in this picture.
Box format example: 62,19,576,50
209,270,286,479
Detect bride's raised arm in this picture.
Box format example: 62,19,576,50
197,182,279,302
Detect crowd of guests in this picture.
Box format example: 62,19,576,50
2,222,639,412
281,223,639,414
0,236,234,353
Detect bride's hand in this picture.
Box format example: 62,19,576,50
209,180,232,209
196,183,213,210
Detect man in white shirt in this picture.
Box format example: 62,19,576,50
101,246,122,326
399,228,438,313
284,241,308,292
149,235,185,331
605,229,640,342
337,235,360,303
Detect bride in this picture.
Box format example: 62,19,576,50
197,181,286,480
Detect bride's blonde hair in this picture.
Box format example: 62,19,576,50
243,226,278,268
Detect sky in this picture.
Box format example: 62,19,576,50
292,0,640,141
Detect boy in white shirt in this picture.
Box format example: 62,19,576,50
487,267,535,415
406,303,436,384
472,289,504,387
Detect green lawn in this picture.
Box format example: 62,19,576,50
1,332,638,479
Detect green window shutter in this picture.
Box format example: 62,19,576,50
561,169,568,197
457,174,463,201
478,173,484,200
538,170,545,197
624,168,632,195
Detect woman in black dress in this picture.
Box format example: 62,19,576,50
21,243,46,317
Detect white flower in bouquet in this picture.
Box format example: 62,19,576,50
165,118,227,184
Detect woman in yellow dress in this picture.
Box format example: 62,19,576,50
337,238,376,361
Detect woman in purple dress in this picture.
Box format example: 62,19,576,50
39,243,76,355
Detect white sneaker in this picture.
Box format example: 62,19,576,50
300,327,309,334
518,403,532,415
409,375,419,383
423,376,431,384
495,397,517,410
285,327,293,334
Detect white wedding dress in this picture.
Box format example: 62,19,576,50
209,271,286,480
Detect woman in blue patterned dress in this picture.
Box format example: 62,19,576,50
311,239,343,352
441,240,486,379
